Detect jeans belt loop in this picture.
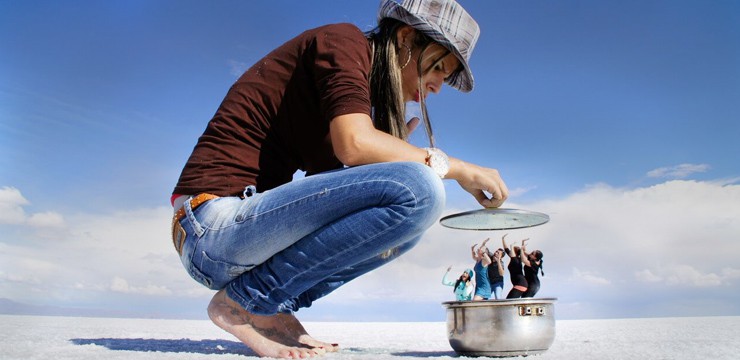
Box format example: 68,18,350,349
184,195,205,237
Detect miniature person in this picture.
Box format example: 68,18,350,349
502,234,528,299
442,266,474,301
471,238,493,300
521,239,544,298
488,248,506,299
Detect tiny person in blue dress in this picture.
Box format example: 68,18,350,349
471,238,493,300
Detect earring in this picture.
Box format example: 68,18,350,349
400,44,412,69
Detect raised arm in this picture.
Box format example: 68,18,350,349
521,238,531,256
501,233,509,252
442,266,455,286
520,240,532,267
520,251,531,267
481,250,492,267
494,252,505,276
506,242,519,259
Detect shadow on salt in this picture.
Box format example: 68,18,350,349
70,338,256,356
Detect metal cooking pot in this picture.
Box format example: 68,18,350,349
442,298,557,357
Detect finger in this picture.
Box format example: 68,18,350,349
474,187,498,208
487,185,504,203
487,182,509,208
406,117,420,134
494,175,509,201
500,180,509,200
482,194,505,208
471,189,490,207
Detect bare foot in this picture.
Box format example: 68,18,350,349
277,313,339,353
208,289,320,358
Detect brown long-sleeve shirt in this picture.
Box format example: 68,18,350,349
174,23,373,197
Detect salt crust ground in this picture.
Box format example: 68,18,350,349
3,315,739,360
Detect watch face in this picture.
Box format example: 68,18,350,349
427,148,449,178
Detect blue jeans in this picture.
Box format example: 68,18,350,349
175,162,445,316
491,281,504,300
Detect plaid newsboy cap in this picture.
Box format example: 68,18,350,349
378,0,480,92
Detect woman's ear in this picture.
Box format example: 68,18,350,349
395,25,415,48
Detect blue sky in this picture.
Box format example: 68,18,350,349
1,0,739,321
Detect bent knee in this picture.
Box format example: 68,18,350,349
390,162,446,226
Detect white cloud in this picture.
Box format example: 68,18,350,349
664,265,722,287
0,189,200,306
722,268,740,280
0,186,28,224
0,186,65,227
634,269,661,283
110,276,172,296
634,264,736,287
0,270,41,285
26,211,66,228
647,163,710,179
1,179,739,319
509,185,538,198
571,267,611,285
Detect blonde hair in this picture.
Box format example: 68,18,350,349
367,19,433,141
416,44,453,147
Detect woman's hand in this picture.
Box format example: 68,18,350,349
447,159,508,208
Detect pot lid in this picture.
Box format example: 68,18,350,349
439,208,550,231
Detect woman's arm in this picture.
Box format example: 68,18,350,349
330,113,508,208
501,234,509,253
520,241,532,267
481,251,492,267
494,253,505,276
442,266,454,286
330,113,426,165
508,241,517,255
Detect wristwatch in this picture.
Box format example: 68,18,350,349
424,147,450,178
